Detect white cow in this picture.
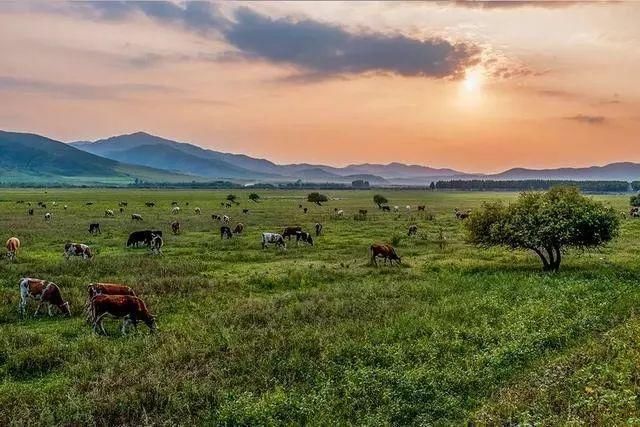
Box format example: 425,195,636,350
171,206,180,215
261,233,286,250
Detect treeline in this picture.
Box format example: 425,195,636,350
435,180,630,192
632,182,640,191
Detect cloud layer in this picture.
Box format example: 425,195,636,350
564,114,607,124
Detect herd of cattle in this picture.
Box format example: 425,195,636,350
4,199,476,336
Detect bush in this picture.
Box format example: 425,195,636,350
307,192,328,206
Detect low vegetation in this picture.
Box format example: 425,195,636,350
0,188,638,425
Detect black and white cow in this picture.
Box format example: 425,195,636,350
315,222,323,236
88,223,101,235
261,233,286,250
220,226,233,239
296,231,314,246
149,234,163,255
127,230,163,248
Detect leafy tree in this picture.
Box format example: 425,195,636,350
429,181,436,190
373,194,388,209
630,194,640,207
352,180,370,189
466,186,619,271
307,192,328,206
249,193,260,203
226,194,239,205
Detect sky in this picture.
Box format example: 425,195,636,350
0,1,639,173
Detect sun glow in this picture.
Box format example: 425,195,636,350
463,68,484,92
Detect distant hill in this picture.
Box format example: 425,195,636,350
0,130,201,184
489,163,640,181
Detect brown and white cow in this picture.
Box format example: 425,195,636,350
6,237,20,261
131,213,143,221
370,243,401,266
64,243,93,259
91,294,156,335
233,223,244,234
86,282,136,322
19,278,71,317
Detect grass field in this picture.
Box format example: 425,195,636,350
1,188,639,425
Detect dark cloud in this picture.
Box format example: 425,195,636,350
564,114,607,124
221,7,480,79
70,3,481,81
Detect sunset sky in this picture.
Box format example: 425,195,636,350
1,1,639,173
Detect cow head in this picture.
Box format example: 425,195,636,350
60,301,71,316
146,314,157,333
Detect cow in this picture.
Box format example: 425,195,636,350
28,208,34,216
262,233,286,250
194,207,201,215
86,282,136,323
171,201,178,206
16,200,24,204
220,202,225,207
44,212,52,221
336,209,344,217
222,215,230,224
296,231,314,246
408,224,418,237
303,207,308,214
145,202,155,208
233,223,244,234
86,202,94,206
455,208,471,220
358,209,368,216
88,223,101,235
104,209,114,217
52,201,57,206
171,221,180,235
171,206,180,215
19,278,71,317
220,225,233,239
382,206,391,212
126,230,162,248
149,234,163,255
212,214,221,221
630,207,640,218
91,294,156,335
64,243,93,259
6,237,20,261
299,204,303,209
118,201,128,207
131,213,143,221
282,226,302,240
417,205,426,211
63,205,68,210
225,202,232,208
242,209,249,214
119,207,124,214
393,206,399,212
370,243,401,266
315,222,323,236
41,204,47,209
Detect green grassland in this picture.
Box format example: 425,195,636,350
0,188,639,425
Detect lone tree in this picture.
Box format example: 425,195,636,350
630,193,640,207
307,192,328,206
373,194,388,209
226,194,239,205
249,193,260,203
466,187,619,272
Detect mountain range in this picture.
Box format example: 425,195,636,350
2,129,640,185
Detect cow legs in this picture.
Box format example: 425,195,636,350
93,313,108,334
34,301,43,316
121,318,130,335
47,303,53,317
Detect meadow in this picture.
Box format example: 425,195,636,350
1,188,639,425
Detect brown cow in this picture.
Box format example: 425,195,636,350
91,294,156,335
417,205,426,211
233,223,244,234
19,278,71,317
282,226,302,240
408,224,418,236
6,237,20,261
454,208,471,220
86,282,136,323
171,221,180,235
370,243,401,266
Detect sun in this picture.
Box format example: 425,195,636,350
463,68,483,92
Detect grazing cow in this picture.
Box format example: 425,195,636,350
6,237,20,261
233,223,244,234
359,209,368,216
455,208,471,220
336,209,344,217
393,206,399,213
119,201,128,207
220,226,233,239
28,208,34,216
88,223,101,235
225,202,232,208
406,205,411,210
127,230,162,248
85,202,93,206
417,205,426,211
370,243,401,266
222,215,230,224
104,209,114,217
630,207,640,218
171,221,180,235
303,207,308,214
262,232,286,250
220,202,225,207
44,212,52,221
171,206,180,215
171,201,178,206
315,222,323,236
212,214,221,221
408,224,418,237
119,207,124,214
86,282,136,322
145,202,155,208
63,205,68,210
52,201,57,206
382,206,391,212
131,213,143,221
296,231,314,246
16,200,24,204
283,226,302,240
194,207,201,215
64,243,93,259
242,209,249,214
19,278,71,317
91,294,156,335
149,234,163,255
298,204,303,209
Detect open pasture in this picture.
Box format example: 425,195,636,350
1,188,640,425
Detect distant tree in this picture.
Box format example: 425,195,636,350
631,194,640,207
373,194,388,209
249,193,261,203
307,192,328,206
226,194,239,205
429,181,436,191
352,180,370,189
466,187,619,272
